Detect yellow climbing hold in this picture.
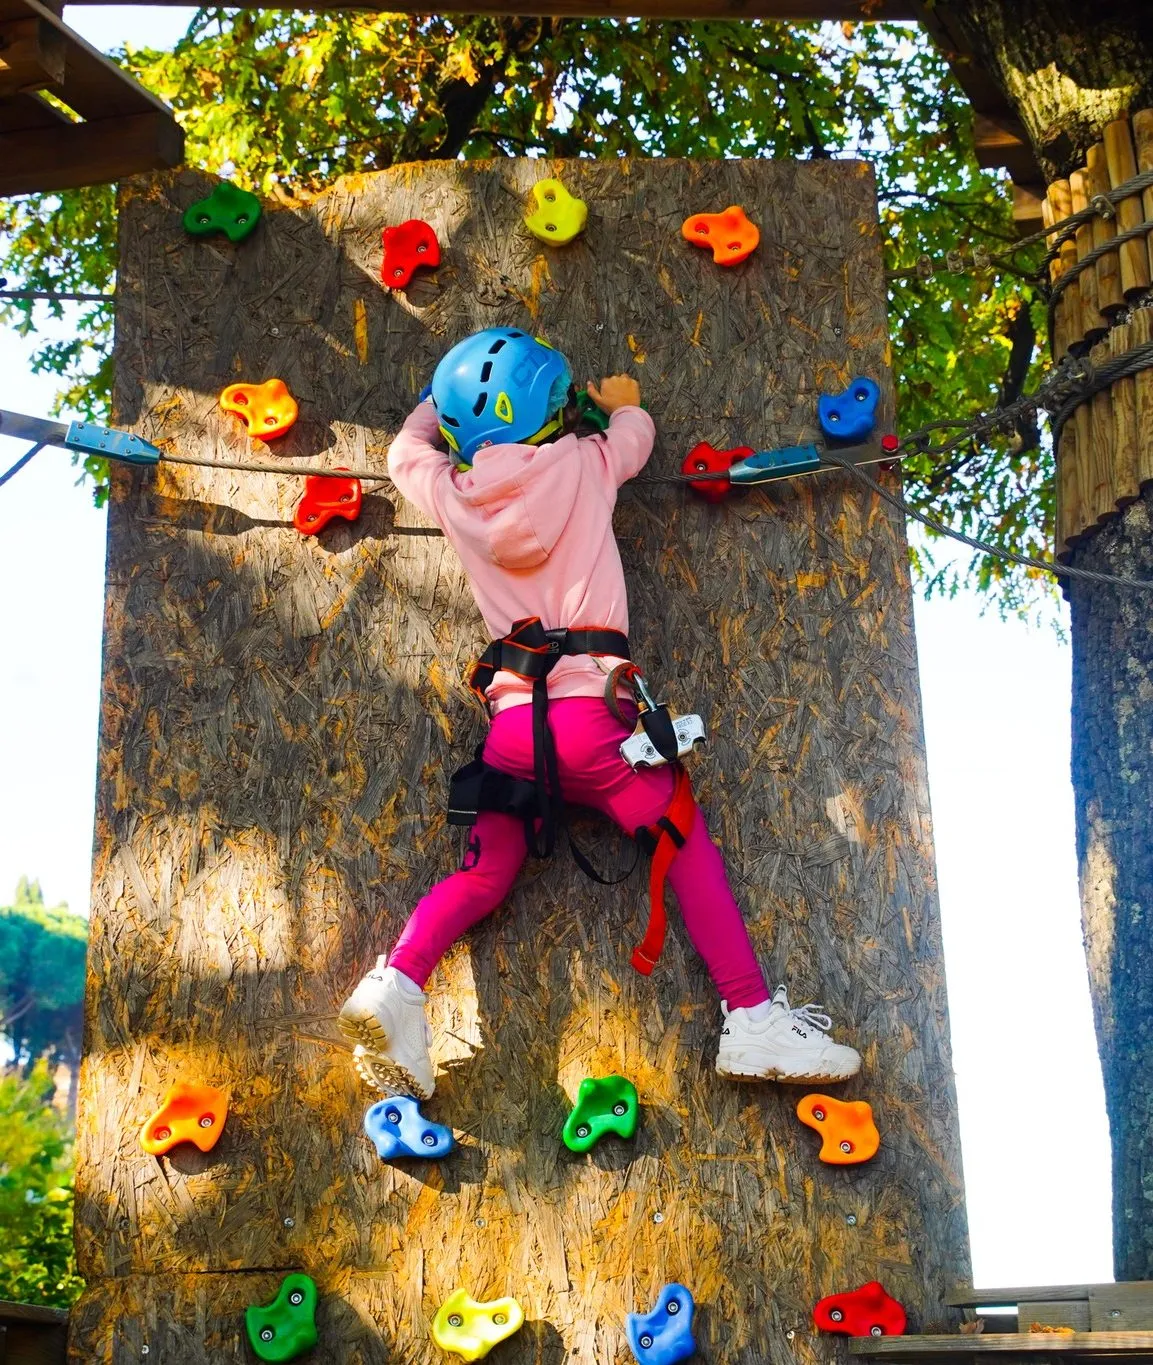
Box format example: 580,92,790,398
524,179,588,246
431,1289,525,1361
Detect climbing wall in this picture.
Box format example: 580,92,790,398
71,158,969,1362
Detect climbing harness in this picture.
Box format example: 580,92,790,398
631,763,696,976
605,663,708,770
447,616,701,974
451,617,630,859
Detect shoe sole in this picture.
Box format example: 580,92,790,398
339,1003,433,1099
716,1059,860,1083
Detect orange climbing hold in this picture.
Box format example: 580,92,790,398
220,378,299,440
140,1082,228,1156
681,206,760,266
294,470,362,535
796,1093,880,1165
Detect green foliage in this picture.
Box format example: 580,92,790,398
0,879,88,1072
0,1061,83,1308
0,14,1050,608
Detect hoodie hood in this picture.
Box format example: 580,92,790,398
447,432,585,570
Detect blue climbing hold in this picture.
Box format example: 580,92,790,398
728,444,821,484
364,1095,455,1161
626,1284,696,1365
818,376,880,443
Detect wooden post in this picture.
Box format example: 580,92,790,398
1085,143,1125,318
1103,118,1151,300
70,160,968,1363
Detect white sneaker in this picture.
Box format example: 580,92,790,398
716,984,861,1083
338,959,436,1099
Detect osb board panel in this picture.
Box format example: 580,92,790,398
74,159,967,1363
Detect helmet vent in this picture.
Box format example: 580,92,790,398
442,415,460,427
508,330,525,338
480,362,493,382
473,392,488,416
488,339,506,354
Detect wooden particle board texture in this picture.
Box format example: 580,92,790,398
74,157,967,1363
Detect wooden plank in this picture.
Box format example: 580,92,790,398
0,1302,68,1365
1089,1287,1153,1334
1131,307,1153,490
1069,169,1106,345
972,113,1037,182
73,158,967,1363
1047,181,1082,357
1108,322,1139,509
1085,143,1125,316
0,1303,68,1326
1103,118,1151,300
851,1334,1153,1358
0,16,65,94
948,1290,1094,1308
0,109,184,194
1019,1302,1092,1334
0,0,172,119
59,0,918,14
1133,109,1153,279
0,87,70,132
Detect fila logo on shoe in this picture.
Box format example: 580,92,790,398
792,1024,809,1038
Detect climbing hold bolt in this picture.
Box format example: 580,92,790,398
627,1284,696,1365
139,1083,227,1157
244,1274,318,1361
431,1290,524,1361
363,1094,455,1161
524,179,588,246
796,1093,880,1165
562,1075,639,1153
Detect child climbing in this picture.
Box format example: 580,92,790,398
339,327,861,1099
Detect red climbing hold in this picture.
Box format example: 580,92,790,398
681,442,751,502
381,219,441,289
814,1282,907,1338
294,470,362,535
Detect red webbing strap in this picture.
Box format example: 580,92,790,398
631,765,696,976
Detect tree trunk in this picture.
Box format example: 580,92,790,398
72,158,968,1361
939,0,1153,1277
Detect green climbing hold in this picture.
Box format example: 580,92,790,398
245,1273,318,1361
183,182,262,243
562,1075,639,1153
575,388,611,432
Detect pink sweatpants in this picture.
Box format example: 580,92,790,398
388,698,769,1007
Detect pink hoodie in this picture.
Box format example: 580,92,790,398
387,399,656,712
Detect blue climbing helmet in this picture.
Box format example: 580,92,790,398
430,327,573,464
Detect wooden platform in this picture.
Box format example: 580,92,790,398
0,0,183,195
852,1334,1153,1362
0,1300,68,1365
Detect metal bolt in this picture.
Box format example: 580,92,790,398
475,1217,487,1228
269,326,281,336
787,1330,796,1340
845,1213,857,1226
141,1348,150,1356
833,325,843,338
284,1216,295,1227
1110,1310,1122,1319
652,1211,664,1224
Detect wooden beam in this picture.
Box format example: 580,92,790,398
850,1334,1153,1359
0,86,70,131
0,108,184,194
58,0,918,15
0,16,65,95
0,0,173,119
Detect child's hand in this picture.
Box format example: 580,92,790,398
587,375,641,415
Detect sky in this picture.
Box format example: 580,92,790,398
0,3,1114,1292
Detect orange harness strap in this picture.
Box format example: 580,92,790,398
631,764,696,976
